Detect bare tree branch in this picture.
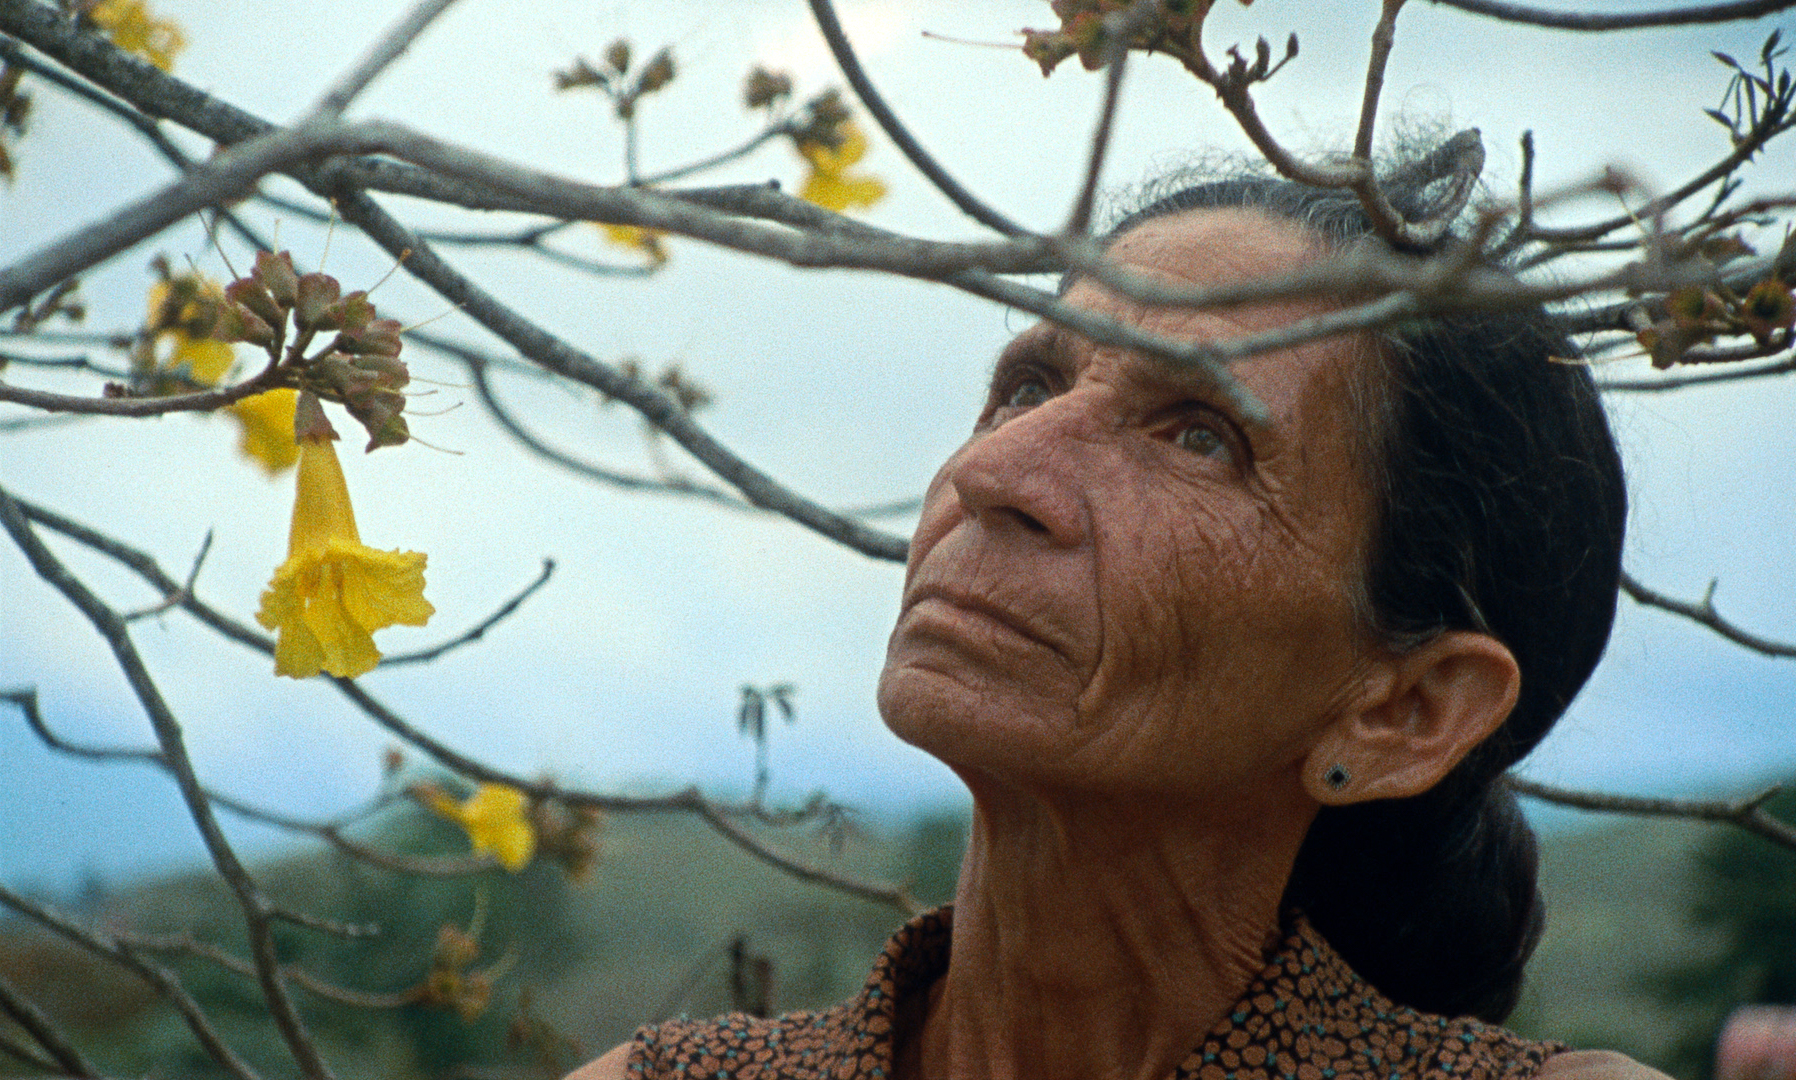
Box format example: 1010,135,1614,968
304,0,462,120
1065,1,1153,236
4,495,919,907
1356,0,1407,161
330,188,914,561
0,484,335,1079
693,802,923,914
0,882,261,1080
0,972,98,1078
1621,570,1796,657
1508,776,1796,851
1424,0,1796,31
1524,109,1795,247
2,687,163,764
1600,350,1796,390
441,338,749,508
805,0,1025,236
0,362,285,415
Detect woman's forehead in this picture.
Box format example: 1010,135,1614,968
1103,206,1328,285
1034,209,1373,432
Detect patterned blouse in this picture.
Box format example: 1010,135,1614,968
630,907,1564,1080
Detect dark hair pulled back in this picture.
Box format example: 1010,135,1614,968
1107,169,1627,1023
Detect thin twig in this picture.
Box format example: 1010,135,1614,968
1524,112,1796,246
0,485,335,1079
1599,351,1796,390
381,557,556,665
447,343,748,508
119,930,418,1010
0,364,284,415
5,496,917,907
0,883,262,1080
328,678,921,911
1355,0,1407,161
305,0,463,120
331,189,913,562
636,122,791,186
1621,570,1796,657
1424,0,1796,31
694,802,924,914
1064,1,1152,235
0,973,98,1078
806,0,1025,236
124,528,212,621
1507,776,1796,851
2,687,163,763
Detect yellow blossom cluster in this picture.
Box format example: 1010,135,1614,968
420,782,538,872
141,274,300,474
85,0,186,72
795,121,886,213
600,223,669,267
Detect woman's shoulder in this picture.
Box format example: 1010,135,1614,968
1539,1050,1676,1080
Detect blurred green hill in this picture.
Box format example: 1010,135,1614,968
1,801,1786,1079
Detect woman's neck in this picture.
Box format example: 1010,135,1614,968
903,775,1316,1080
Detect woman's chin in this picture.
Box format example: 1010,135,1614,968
876,656,1072,773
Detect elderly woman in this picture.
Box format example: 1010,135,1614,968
571,171,1655,1080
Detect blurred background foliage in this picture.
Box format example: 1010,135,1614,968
4,794,1792,1080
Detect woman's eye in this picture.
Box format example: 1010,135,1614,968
1005,377,1052,409
1174,421,1228,459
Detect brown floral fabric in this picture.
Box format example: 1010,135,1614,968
629,907,1563,1080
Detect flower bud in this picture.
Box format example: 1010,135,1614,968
215,300,276,348
1742,278,1795,344
743,66,791,109
635,48,675,95
337,291,376,333
254,250,299,309
336,317,403,358
294,272,343,332
604,38,631,75
226,277,285,332
347,387,410,451
350,354,410,391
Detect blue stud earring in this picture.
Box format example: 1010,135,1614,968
1324,764,1351,790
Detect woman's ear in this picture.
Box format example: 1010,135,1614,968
1303,631,1520,804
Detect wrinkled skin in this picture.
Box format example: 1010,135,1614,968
879,208,1381,809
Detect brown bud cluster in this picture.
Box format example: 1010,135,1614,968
1,61,31,184
1637,270,1796,368
1021,0,1247,78
529,798,605,883
418,924,497,1022
788,88,853,151
210,250,412,451
555,38,677,121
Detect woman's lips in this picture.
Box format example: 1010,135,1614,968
900,586,1068,660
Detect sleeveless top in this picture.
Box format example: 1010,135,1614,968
629,907,1564,1080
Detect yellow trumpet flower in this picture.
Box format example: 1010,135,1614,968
256,429,432,678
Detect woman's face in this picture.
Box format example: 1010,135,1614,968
878,208,1385,802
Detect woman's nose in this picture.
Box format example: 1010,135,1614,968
946,391,1099,547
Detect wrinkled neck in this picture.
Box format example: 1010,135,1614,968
906,773,1316,1080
